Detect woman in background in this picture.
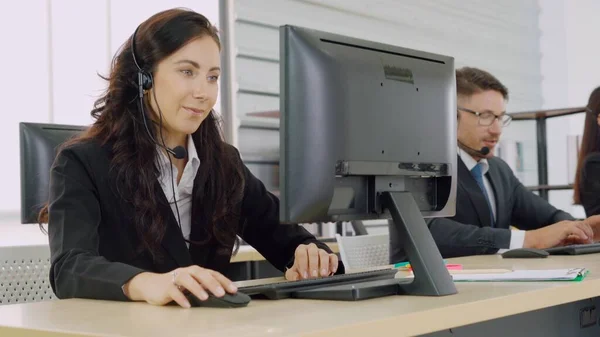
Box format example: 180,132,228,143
574,86,600,216
41,8,342,308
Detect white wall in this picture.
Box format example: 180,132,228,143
564,0,600,217
0,0,219,217
3,1,598,220
564,0,600,110
538,0,600,217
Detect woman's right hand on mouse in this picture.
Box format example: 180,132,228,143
122,266,238,308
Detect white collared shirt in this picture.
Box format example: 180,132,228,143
458,148,525,250
156,136,200,246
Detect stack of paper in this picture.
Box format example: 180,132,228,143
452,268,588,282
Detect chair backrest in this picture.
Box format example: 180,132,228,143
0,244,56,305
335,233,389,270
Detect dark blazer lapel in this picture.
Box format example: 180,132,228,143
486,161,505,229
155,183,194,268
458,157,493,227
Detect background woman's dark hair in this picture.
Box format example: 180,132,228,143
574,86,600,204
38,8,245,259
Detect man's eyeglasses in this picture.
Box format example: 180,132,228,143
458,107,512,127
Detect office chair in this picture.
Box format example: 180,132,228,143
0,244,56,305
335,233,390,270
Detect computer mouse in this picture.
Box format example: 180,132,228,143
185,291,251,308
501,248,549,259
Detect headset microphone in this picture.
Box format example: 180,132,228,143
168,146,187,159
458,140,490,156
141,122,187,159
142,120,187,159
140,113,187,159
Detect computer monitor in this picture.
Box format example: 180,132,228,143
19,122,86,224
279,25,457,296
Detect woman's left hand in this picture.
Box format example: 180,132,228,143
284,243,339,280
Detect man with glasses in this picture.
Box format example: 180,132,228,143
394,67,598,260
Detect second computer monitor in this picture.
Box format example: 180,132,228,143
279,25,457,224
20,122,86,224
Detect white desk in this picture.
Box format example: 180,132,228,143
1,254,600,336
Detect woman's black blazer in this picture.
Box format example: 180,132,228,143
579,152,600,217
47,139,340,301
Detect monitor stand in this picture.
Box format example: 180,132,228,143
382,191,457,296
292,191,456,301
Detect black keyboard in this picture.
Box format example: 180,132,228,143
545,243,600,255
238,268,398,300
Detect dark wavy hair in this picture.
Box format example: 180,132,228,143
574,86,600,205
39,8,245,259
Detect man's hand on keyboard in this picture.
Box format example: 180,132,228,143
284,243,338,281
583,215,600,242
524,220,593,249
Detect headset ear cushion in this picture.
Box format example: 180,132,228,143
141,71,153,91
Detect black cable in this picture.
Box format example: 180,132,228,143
151,88,184,233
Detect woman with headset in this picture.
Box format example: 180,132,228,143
40,8,343,308
574,87,600,217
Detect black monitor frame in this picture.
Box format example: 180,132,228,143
19,122,86,224
279,25,457,296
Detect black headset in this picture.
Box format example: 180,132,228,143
131,24,186,234
131,26,153,92
131,25,187,160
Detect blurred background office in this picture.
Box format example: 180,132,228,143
1,0,599,233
